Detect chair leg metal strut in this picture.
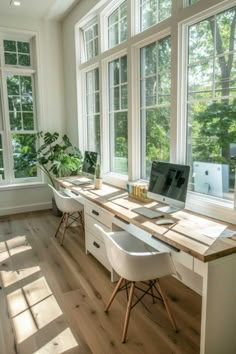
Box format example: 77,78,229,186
105,276,177,343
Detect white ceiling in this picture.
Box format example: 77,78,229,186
0,0,81,20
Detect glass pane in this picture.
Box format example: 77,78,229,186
109,9,119,26
141,0,158,31
111,112,128,174
94,68,99,91
188,18,214,65
186,7,236,201
8,96,21,111
7,75,20,95
4,40,16,52
10,112,22,130
159,0,171,22
22,112,34,130
121,84,128,109
18,54,31,66
141,42,157,77
110,59,120,85
120,56,127,83
109,23,119,48
12,133,37,178
17,42,30,54
5,52,17,65
120,18,127,43
88,114,100,153
120,1,127,18
94,38,98,57
113,87,120,110
140,36,171,178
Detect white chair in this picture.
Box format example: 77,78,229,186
95,224,178,343
49,184,84,245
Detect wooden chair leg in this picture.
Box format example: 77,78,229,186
150,280,155,304
55,214,65,238
105,277,124,312
122,281,135,343
156,279,177,332
60,213,69,246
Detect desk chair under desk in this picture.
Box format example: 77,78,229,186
57,177,236,354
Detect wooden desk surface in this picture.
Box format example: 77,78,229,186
57,178,236,263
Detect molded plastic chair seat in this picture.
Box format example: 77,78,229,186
49,184,84,245
95,224,178,343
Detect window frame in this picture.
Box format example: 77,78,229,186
0,32,41,186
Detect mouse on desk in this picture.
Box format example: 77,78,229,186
155,219,176,225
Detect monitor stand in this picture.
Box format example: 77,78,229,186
157,205,181,214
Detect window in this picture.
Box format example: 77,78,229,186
4,40,31,67
108,1,127,49
0,34,38,184
189,0,199,5
84,21,98,61
186,7,236,202
140,0,172,32
86,68,100,153
108,55,128,174
140,36,171,179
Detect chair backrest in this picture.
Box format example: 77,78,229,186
95,224,177,282
48,184,83,213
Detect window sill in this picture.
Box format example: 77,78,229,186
186,191,236,225
103,172,128,189
0,182,47,191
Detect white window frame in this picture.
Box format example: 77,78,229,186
179,0,236,223
0,30,41,186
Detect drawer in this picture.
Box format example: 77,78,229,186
85,214,110,242
86,230,111,271
112,215,194,271
85,200,113,228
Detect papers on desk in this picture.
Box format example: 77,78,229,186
202,225,236,239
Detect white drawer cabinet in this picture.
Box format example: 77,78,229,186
85,200,118,281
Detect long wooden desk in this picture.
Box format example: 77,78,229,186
57,178,236,354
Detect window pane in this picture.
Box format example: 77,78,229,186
4,40,31,67
86,68,100,153
186,7,236,201
7,75,35,131
108,1,127,49
12,133,37,178
84,21,99,61
140,36,171,179
140,0,171,32
109,56,128,174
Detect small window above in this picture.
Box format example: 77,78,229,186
83,21,98,61
108,1,127,49
4,40,31,67
139,0,172,32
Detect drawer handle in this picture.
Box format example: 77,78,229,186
93,241,100,248
92,210,99,216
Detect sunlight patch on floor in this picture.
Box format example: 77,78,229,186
34,328,78,354
1,266,41,287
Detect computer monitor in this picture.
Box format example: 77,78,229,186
148,161,190,213
82,151,98,177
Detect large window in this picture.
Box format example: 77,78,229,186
140,36,171,179
108,1,127,48
77,0,236,222
0,35,38,184
186,7,236,202
140,0,172,32
86,68,100,153
108,55,128,174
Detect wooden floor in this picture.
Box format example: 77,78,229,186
0,210,201,354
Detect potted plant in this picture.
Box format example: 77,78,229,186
94,162,102,189
35,131,82,187
35,131,83,215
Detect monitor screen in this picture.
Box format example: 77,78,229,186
82,151,98,177
148,161,190,213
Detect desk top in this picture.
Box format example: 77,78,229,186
57,178,236,263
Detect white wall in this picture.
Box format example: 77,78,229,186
0,15,65,215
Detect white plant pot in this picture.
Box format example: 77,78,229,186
94,178,103,189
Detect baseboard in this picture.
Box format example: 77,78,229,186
0,202,52,216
